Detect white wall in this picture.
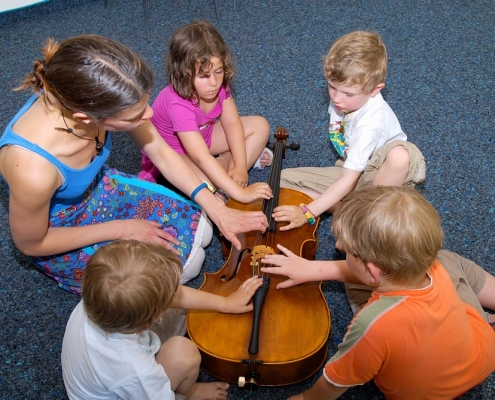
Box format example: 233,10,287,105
0,0,49,13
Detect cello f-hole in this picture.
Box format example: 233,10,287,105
221,247,252,281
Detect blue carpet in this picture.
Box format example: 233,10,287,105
0,0,494,398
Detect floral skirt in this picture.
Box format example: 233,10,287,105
31,166,203,294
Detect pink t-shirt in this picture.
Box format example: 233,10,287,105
139,84,231,182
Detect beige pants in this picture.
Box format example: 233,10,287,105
280,140,426,193
150,308,187,342
345,250,489,322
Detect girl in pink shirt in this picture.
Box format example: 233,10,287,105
140,21,273,204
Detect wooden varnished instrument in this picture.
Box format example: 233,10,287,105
187,127,330,387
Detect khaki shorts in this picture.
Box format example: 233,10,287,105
345,250,489,322
280,140,426,193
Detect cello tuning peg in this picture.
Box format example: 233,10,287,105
238,376,246,387
289,141,300,150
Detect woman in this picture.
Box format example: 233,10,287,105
0,35,269,294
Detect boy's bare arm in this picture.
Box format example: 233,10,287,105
261,244,362,288
308,167,361,217
274,168,361,231
288,376,348,400
171,276,263,313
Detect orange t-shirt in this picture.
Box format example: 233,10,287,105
324,261,495,399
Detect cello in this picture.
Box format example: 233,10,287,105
186,127,330,387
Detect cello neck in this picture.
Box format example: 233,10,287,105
263,138,285,232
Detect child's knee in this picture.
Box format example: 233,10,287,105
385,145,410,170
257,116,270,138
180,341,201,370
158,337,201,391
245,115,270,138
162,336,201,369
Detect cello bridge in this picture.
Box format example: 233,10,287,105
250,245,275,269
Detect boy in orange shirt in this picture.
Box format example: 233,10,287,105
262,186,495,400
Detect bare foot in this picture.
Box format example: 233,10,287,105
253,148,273,170
184,382,229,400
259,152,271,167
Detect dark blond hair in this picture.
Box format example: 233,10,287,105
82,240,182,333
324,31,387,94
332,187,444,284
16,35,154,121
167,20,234,101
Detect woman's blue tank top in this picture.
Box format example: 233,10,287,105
0,94,112,214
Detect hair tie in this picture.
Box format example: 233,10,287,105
41,59,48,70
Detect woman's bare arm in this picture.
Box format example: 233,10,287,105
3,146,180,256
129,121,269,249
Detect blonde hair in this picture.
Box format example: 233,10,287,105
332,187,444,284
82,240,182,333
324,31,387,94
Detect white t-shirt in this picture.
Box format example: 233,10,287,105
61,301,173,400
328,92,407,171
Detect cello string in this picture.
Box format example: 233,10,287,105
264,145,280,274
244,131,289,384
246,139,284,378
257,140,283,277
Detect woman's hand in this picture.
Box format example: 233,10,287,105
260,244,310,289
228,165,249,188
118,219,181,254
214,207,269,250
235,182,272,203
221,275,264,313
272,205,307,231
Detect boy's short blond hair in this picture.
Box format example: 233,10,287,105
82,240,182,333
332,187,444,284
324,31,387,94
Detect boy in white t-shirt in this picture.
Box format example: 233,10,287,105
61,240,262,400
275,31,426,230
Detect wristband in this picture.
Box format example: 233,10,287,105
211,188,230,204
190,182,208,202
300,203,316,225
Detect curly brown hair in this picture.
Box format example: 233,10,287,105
167,20,234,101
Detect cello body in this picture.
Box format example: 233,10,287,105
186,128,330,387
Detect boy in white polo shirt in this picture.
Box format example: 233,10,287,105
274,30,425,229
